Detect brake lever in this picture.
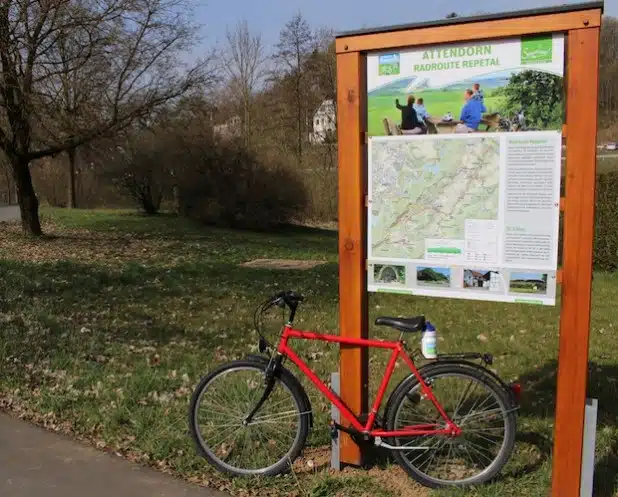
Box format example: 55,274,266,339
258,336,269,353
269,291,286,308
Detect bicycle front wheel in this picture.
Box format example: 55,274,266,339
189,358,311,476
384,362,516,488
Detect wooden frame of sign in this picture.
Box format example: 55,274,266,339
334,3,603,495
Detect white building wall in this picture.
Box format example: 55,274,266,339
310,100,336,144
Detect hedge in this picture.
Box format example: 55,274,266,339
594,172,618,271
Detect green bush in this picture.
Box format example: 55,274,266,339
497,70,564,129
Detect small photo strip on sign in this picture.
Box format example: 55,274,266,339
416,266,451,288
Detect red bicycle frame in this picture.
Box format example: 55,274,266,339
276,324,461,438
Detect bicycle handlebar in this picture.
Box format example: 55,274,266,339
272,290,305,309
254,291,305,345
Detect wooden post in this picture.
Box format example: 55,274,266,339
336,51,369,466
551,26,600,497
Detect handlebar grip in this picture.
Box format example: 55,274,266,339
270,291,304,305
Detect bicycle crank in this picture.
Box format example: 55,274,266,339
374,436,433,451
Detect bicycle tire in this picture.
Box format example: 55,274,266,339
432,359,519,409
188,358,311,476
384,362,516,488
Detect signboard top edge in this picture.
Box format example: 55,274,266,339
335,1,603,39
368,130,562,142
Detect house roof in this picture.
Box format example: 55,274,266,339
313,100,336,118
336,2,604,39
466,270,494,279
467,271,486,278
316,100,335,111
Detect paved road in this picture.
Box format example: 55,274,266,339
0,413,226,497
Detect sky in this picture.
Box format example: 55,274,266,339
511,272,546,280
191,0,616,55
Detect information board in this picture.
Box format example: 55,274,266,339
365,32,565,305
367,132,562,305
336,3,602,489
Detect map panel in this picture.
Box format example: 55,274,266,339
367,132,562,306
370,136,500,260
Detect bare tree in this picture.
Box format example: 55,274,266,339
0,0,214,235
304,29,337,217
600,17,618,116
0,156,14,204
274,12,313,165
306,28,337,123
45,11,113,209
224,20,266,149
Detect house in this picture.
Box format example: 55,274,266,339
464,270,499,289
213,115,241,139
309,100,336,144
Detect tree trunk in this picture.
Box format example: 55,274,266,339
173,184,184,216
295,77,302,165
295,44,303,165
243,97,250,150
10,155,42,235
67,147,77,209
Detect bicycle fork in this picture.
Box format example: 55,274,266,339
243,354,283,424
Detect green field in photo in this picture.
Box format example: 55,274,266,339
368,89,505,136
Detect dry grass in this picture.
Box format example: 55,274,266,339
1,208,618,497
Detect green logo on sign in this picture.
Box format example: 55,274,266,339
379,53,400,76
521,36,553,65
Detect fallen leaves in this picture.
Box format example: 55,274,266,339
149,353,161,366
0,208,591,497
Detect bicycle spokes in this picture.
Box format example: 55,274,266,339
193,367,302,473
392,371,511,485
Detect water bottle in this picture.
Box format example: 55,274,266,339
421,322,437,359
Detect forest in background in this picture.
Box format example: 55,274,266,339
0,4,616,233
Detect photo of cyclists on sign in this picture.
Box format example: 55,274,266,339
367,34,565,137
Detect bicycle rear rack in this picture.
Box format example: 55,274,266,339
436,352,494,366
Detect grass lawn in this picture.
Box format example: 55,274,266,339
1,208,618,496
597,156,618,175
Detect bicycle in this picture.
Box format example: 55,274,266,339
189,291,520,488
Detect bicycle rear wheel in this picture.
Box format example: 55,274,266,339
384,362,516,488
188,358,311,476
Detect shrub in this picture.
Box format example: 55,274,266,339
177,139,307,230
106,137,168,216
594,171,618,271
301,144,338,223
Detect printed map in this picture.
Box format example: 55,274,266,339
370,136,500,260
